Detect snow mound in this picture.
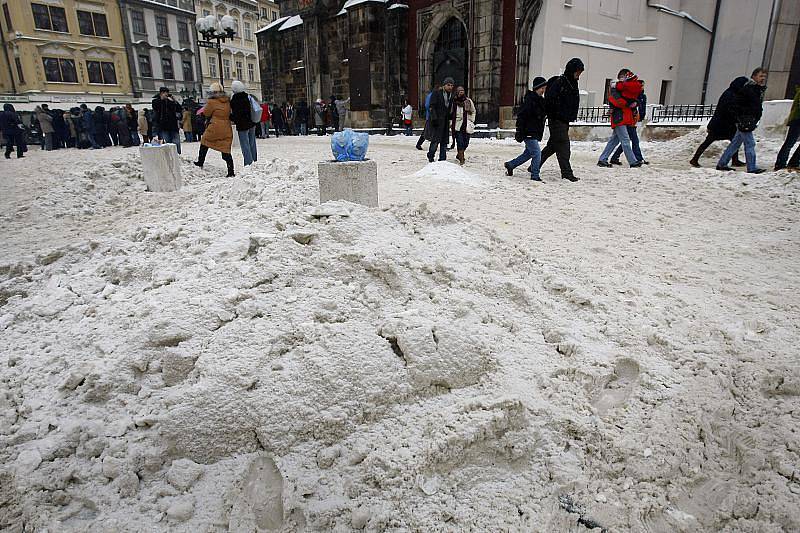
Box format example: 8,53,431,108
411,160,483,186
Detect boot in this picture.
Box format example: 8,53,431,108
194,144,208,168
223,153,235,177
457,150,465,166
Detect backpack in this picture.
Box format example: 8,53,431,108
248,94,262,124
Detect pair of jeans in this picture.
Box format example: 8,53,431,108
260,121,270,138
719,130,757,172
540,119,575,178
611,125,643,162
455,131,470,151
506,138,542,179
238,126,257,166
775,122,800,169
300,123,307,135
44,132,54,151
599,125,637,165
160,130,182,154
130,133,141,146
4,132,23,158
404,124,413,136
692,131,740,164
427,137,448,161
184,131,194,142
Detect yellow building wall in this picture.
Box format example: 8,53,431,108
1,0,133,99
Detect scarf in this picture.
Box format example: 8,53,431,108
451,94,474,132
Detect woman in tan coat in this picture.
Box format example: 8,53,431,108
194,82,234,177
181,108,193,142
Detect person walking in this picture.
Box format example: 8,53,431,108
540,58,584,182
271,103,284,137
314,99,326,135
260,102,271,138
230,80,258,167
296,101,309,135
416,85,438,150
504,76,548,181
285,102,295,135
329,95,340,132
597,69,644,168
182,107,194,142
451,86,475,165
425,77,455,162
611,79,648,165
125,104,140,146
774,85,800,171
335,96,350,130
717,68,768,174
1,104,25,159
194,82,235,177
138,109,150,144
36,105,55,151
401,100,414,136
690,77,747,167
151,87,182,153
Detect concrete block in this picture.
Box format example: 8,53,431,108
140,144,182,192
318,160,378,207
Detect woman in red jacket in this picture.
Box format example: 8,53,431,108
259,103,271,139
597,69,643,168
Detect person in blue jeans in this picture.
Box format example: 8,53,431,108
505,76,548,181
775,85,800,170
611,82,647,165
229,80,258,166
416,85,438,150
717,68,768,174
151,87,182,154
598,69,643,168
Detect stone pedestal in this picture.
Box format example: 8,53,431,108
318,160,378,207
140,144,182,192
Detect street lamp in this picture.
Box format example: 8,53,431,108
195,14,237,88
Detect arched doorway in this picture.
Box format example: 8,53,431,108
433,18,468,89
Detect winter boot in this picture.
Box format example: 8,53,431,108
457,150,465,166
194,144,208,168
223,153,235,177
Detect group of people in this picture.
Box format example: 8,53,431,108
414,78,477,166
262,97,351,138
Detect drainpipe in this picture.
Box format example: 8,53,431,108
700,0,722,104
762,0,782,71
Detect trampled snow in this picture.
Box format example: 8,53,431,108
1,131,798,531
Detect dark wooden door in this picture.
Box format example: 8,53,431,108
348,47,371,111
433,18,468,88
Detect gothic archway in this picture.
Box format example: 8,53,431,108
417,7,468,108
515,0,544,105
433,18,468,89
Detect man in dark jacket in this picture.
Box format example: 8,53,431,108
504,76,547,181
1,103,24,158
540,57,584,181
152,86,182,153
717,68,767,173
80,104,100,149
690,77,747,167
775,85,800,170
425,76,455,162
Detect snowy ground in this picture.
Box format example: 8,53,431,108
1,131,799,532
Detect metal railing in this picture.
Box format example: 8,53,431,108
650,104,715,123
576,106,610,124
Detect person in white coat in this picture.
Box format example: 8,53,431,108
401,100,414,136
451,86,475,165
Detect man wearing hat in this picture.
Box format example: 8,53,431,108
505,76,548,181
540,57,584,182
151,86,182,153
424,77,455,162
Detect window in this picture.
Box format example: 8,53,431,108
659,80,672,105
77,11,109,37
599,0,619,17
14,58,24,84
3,4,12,31
87,61,117,84
131,10,146,34
603,78,612,104
244,21,252,40
203,9,210,17
260,7,267,18
32,3,68,32
209,56,217,78
247,62,254,82
223,58,230,79
42,57,77,83
139,54,152,77
156,15,169,38
161,56,174,79
235,60,243,80
178,21,189,43
272,12,277,21
182,60,193,81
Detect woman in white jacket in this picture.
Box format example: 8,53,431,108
401,100,414,136
451,86,475,165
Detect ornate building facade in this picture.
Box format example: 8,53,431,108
118,0,203,101
0,0,133,105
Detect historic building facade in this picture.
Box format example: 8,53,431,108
118,0,203,101
0,0,133,105
195,0,272,94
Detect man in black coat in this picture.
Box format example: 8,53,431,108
151,86,182,153
717,68,767,173
424,76,455,162
539,58,584,182
504,76,548,181
690,76,747,167
1,103,24,158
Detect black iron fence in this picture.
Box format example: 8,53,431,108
576,106,610,123
650,104,715,123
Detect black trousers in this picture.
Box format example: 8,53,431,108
4,132,23,158
197,144,234,175
540,119,575,178
692,132,741,163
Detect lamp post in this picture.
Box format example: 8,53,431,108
195,14,237,88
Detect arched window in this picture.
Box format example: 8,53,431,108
433,18,468,89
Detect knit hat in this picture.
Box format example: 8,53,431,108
531,76,547,90
442,77,455,85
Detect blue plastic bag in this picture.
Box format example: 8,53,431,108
330,128,369,161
